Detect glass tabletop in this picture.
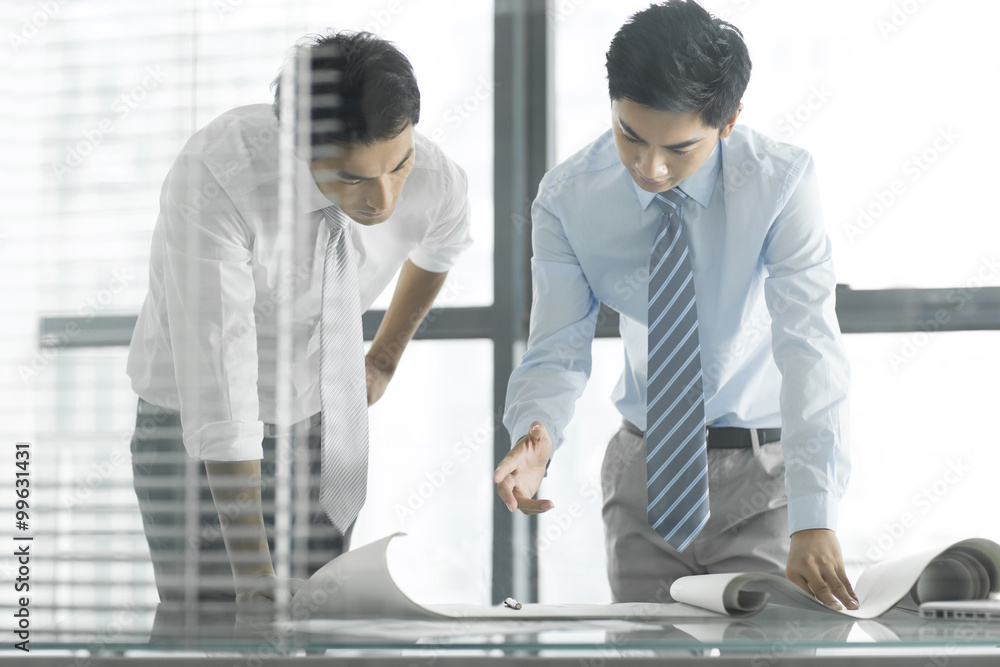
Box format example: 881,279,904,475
17,602,1000,658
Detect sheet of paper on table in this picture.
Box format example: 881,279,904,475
289,533,1000,623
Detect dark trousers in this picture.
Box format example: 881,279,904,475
130,398,351,602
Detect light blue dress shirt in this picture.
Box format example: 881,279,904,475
503,125,851,534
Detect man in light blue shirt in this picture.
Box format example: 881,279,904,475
495,1,857,610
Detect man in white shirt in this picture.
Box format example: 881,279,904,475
495,1,857,610
128,31,472,604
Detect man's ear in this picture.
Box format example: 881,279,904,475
718,103,744,139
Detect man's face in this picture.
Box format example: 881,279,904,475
309,124,415,226
611,98,740,194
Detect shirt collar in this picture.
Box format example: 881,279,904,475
631,138,722,211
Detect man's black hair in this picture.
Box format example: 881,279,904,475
272,30,420,151
606,1,751,129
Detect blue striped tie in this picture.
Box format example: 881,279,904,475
318,205,369,534
646,188,709,553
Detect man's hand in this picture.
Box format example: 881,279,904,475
234,573,306,606
365,354,393,406
786,528,858,610
492,421,555,514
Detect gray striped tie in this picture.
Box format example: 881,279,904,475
646,188,709,552
318,205,369,534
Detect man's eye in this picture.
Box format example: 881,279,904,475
623,134,641,144
673,149,692,156
339,178,362,186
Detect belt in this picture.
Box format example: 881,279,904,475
622,420,780,449
135,399,322,439
263,412,322,438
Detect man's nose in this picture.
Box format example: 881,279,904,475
366,176,392,211
636,149,668,179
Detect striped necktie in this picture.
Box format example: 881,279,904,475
645,188,709,553
318,205,369,534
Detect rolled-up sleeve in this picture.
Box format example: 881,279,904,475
503,194,600,451
762,154,851,534
408,162,473,273
160,155,264,461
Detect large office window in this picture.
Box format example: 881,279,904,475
4,0,999,650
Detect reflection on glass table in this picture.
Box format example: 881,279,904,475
21,602,1000,661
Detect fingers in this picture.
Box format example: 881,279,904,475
836,560,857,600
787,530,859,611
496,474,518,511
492,434,533,486
516,501,554,515
787,570,840,610
236,590,282,607
811,561,858,610
493,421,553,513
492,454,519,484
236,591,265,605
809,580,841,610
830,581,858,610
234,574,305,608
493,435,530,483
789,566,858,611
492,444,523,511
833,564,859,610
497,475,554,513
514,493,554,515
493,422,549,478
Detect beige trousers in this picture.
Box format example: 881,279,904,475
601,420,790,603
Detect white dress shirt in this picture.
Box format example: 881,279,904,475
128,104,472,462
503,126,850,534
